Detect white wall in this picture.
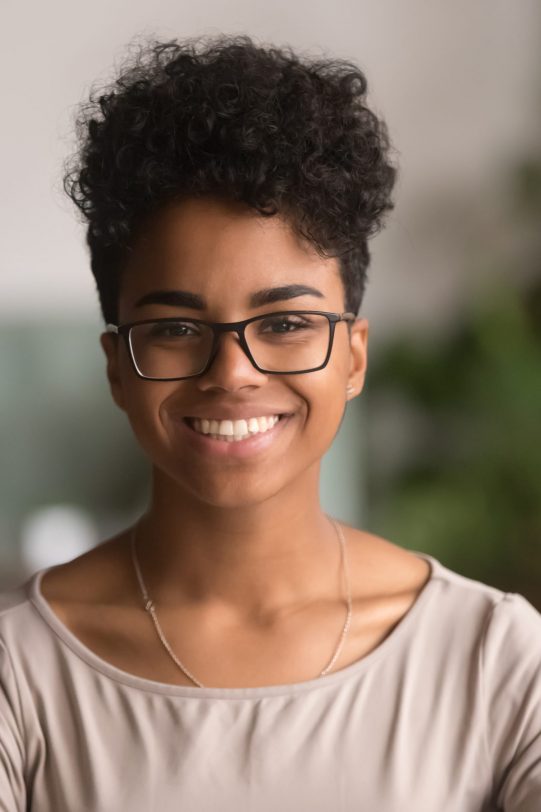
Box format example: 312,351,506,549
1,0,540,337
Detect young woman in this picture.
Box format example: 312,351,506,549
1,35,540,812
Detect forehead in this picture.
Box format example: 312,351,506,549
121,197,343,313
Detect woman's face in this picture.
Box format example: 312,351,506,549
101,196,368,508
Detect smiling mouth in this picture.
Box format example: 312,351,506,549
183,414,289,442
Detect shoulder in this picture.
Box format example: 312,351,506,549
0,532,128,676
0,576,51,716
341,523,529,640
482,591,541,681
480,593,541,806
341,525,430,586
0,579,38,643
0,582,29,616
38,532,131,615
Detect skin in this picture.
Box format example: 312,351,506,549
40,196,431,688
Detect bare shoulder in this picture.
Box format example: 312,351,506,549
339,523,432,601
39,532,131,612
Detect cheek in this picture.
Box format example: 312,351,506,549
295,370,347,457
309,340,351,440
119,369,174,457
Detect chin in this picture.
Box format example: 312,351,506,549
147,456,283,509
185,472,286,510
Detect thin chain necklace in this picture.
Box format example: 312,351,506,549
130,518,352,688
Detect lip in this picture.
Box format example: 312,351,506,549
175,413,293,458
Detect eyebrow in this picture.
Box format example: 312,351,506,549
134,284,325,310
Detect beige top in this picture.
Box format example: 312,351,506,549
1,551,540,812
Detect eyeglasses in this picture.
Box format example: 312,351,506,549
106,310,356,381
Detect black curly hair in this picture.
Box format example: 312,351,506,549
64,34,397,324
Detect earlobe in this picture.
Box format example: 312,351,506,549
99,332,127,411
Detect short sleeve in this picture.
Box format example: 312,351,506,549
0,641,26,812
482,592,541,811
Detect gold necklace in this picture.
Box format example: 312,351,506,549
130,518,352,688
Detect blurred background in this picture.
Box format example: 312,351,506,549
1,0,540,606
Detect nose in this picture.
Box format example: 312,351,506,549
196,330,268,392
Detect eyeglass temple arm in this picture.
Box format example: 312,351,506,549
105,324,119,334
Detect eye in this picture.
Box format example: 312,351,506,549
147,321,200,338
258,315,312,334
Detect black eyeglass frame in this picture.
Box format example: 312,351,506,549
106,310,357,381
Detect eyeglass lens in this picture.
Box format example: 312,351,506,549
128,313,332,379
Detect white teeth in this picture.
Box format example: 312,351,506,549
236,419,248,436
190,414,281,440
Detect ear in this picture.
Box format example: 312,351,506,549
100,332,127,412
346,318,369,399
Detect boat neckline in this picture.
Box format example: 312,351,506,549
28,550,442,699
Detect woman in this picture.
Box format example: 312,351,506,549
1,35,540,811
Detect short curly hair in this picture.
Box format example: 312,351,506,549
64,34,397,324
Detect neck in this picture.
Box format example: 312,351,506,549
132,466,343,623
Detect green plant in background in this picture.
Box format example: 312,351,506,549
364,158,541,608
